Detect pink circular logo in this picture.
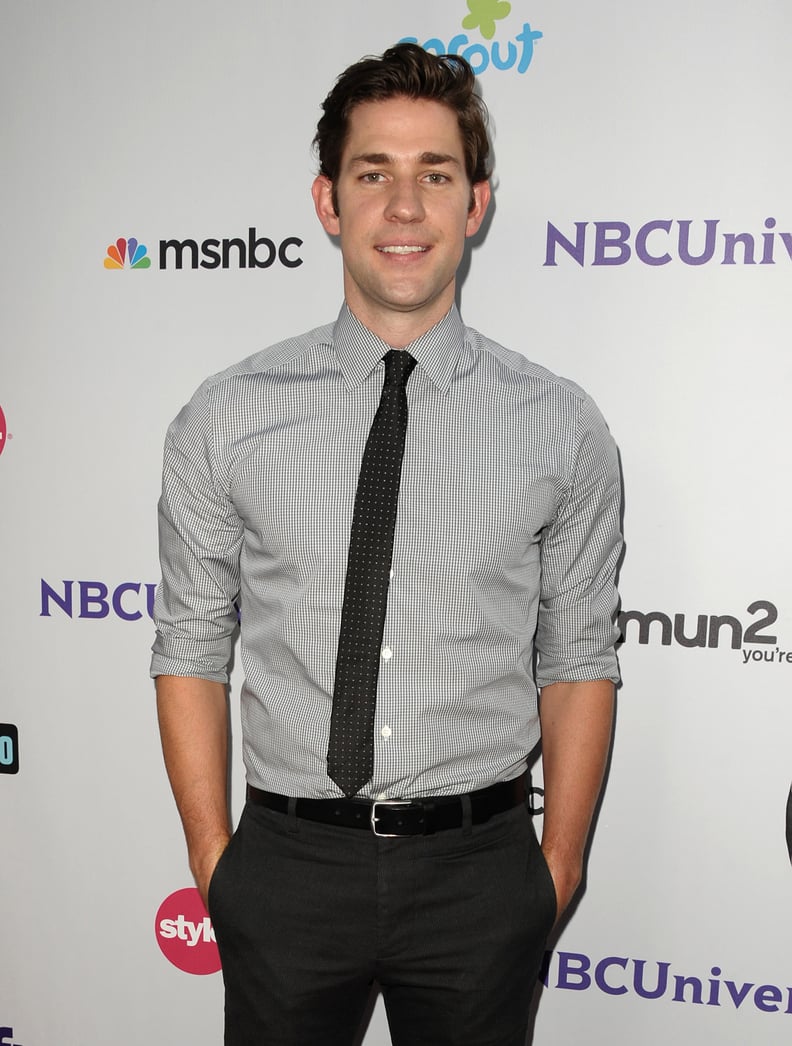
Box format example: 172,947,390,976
155,888,222,975
0,405,7,458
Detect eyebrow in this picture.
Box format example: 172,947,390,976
348,151,462,168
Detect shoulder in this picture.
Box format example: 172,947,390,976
171,322,335,424
203,321,335,391
463,325,616,460
463,324,593,406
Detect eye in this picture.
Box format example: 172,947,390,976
425,172,450,184
361,172,385,183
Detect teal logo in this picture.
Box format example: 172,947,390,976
463,0,512,40
401,1,543,76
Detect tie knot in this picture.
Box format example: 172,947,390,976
383,349,416,388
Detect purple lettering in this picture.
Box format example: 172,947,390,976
146,582,158,621
633,959,671,1000
760,218,776,264
595,956,628,995
556,952,591,991
544,222,587,266
79,581,110,619
722,232,756,265
40,579,74,617
754,984,782,1012
673,975,703,1004
635,220,672,265
724,980,754,1009
593,222,631,265
678,219,718,265
707,966,722,1006
112,582,142,621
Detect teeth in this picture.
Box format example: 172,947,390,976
378,245,427,254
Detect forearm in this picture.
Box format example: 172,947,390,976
156,674,231,903
538,678,615,918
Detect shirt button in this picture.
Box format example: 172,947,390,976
389,568,394,580
381,646,393,661
380,726,392,739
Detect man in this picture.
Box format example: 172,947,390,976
152,42,621,1046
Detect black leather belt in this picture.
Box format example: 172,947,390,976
247,775,527,836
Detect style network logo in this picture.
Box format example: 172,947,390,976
544,217,792,267
0,404,8,458
156,888,221,975
401,0,543,76
104,227,303,271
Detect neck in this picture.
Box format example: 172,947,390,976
344,294,455,349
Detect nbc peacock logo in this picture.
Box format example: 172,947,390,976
103,237,152,270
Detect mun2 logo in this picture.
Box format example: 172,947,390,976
103,236,152,269
401,0,543,76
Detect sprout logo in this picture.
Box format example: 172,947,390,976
103,236,152,269
401,0,543,76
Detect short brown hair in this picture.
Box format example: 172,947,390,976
314,42,491,198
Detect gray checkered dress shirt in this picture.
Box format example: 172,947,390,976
151,304,622,800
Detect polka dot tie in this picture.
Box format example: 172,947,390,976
327,349,417,797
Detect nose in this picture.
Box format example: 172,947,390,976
384,177,425,223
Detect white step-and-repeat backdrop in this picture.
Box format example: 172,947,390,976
3,2,791,1044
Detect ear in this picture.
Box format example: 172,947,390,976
312,175,340,236
465,180,491,238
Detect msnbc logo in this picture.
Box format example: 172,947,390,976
401,1,543,76
103,236,152,269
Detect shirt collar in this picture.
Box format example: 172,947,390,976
333,302,465,394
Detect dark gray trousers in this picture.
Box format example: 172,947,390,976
208,797,556,1046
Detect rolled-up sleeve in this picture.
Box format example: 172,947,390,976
150,383,243,682
535,393,622,687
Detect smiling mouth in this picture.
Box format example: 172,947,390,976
376,245,429,254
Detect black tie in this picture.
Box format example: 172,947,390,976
327,349,417,797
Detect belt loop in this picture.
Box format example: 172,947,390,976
423,800,436,835
461,793,472,836
287,796,299,834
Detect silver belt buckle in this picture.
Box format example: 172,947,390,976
370,799,412,837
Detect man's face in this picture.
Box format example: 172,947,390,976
312,96,490,346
